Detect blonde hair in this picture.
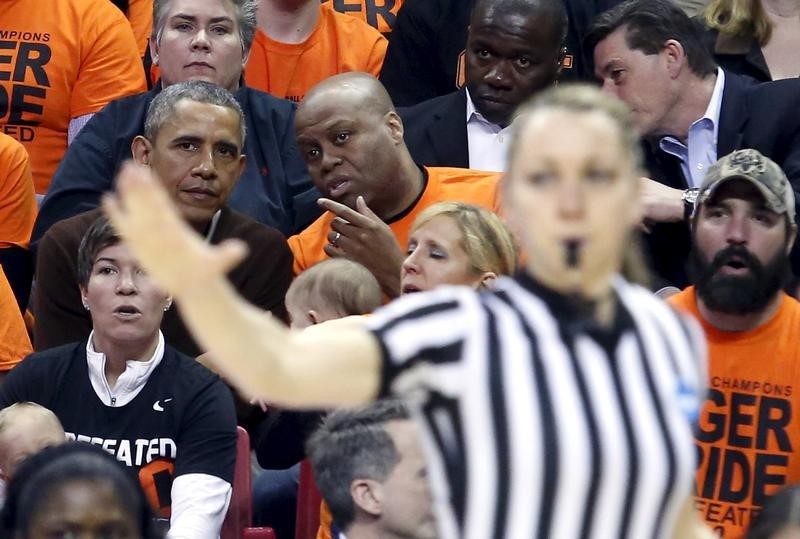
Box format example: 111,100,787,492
703,0,772,46
288,259,383,318
410,202,518,278
0,402,64,437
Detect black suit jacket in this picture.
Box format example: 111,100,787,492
644,72,800,287
398,89,469,169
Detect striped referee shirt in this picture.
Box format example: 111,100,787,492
367,273,706,539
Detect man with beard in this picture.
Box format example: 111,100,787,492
669,149,800,539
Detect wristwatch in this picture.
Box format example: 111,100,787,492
682,188,700,221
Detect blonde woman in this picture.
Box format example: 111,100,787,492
702,0,800,80
401,202,517,294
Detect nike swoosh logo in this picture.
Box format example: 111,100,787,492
153,398,173,412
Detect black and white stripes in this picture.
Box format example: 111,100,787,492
368,274,706,539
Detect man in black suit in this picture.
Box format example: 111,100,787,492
398,0,566,171
380,0,624,108
587,0,800,287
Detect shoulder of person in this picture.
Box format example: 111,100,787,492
13,342,85,376
214,208,289,249
159,345,228,393
43,208,103,242
398,90,464,120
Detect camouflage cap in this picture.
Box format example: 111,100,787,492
697,149,795,225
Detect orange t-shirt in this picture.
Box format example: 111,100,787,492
670,287,800,538
244,2,387,102
288,166,500,275
322,0,404,34
0,265,32,371
126,0,154,58
0,0,147,193
0,133,36,248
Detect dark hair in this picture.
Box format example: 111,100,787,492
0,442,160,538
306,400,410,530
77,216,121,287
471,0,569,47
585,0,717,78
144,80,246,144
747,485,800,539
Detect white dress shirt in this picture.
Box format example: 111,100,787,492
465,90,513,172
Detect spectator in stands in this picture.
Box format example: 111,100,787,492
34,0,318,240
669,149,800,537
0,0,145,196
251,259,381,536
1,443,161,538
700,0,800,81
0,267,32,380
587,0,800,287
245,0,387,102
379,0,623,107
401,202,517,294
286,259,382,328
307,399,436,539
34,81,292,361
398,0,566,171
322,0,404,35
1,216,237,538
747,485,800,539
0,133,36,310
0,403,65,482
289,72,500,298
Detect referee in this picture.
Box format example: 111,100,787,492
104,83,710,538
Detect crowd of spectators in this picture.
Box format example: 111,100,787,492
1,0,800,537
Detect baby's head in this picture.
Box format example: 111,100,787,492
286,260,383,329
0,402,66,481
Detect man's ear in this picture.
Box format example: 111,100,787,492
787,223,798,255
235,153,246,182
386,111,404,143
662,39,686,79
351,479,383,518
131,136,153,166
555,46,567,80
